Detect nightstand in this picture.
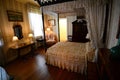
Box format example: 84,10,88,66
36,39,44,47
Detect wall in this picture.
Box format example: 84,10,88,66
67,16,76,36
0,29,5,66
0,0,31,62
44,12,59,40
44,13,77,41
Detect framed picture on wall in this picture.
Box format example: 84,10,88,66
7,10,23,22
48,19,55,26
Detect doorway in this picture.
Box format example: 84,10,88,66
59,18,67,42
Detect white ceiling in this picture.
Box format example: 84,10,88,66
15,0,39,6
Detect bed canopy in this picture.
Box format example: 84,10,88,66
36,0,117,61
37,0,87,16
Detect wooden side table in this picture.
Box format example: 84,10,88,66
10,42,35,59
36,39,44,47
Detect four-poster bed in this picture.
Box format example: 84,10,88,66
36,0,92,73
36,0,111,73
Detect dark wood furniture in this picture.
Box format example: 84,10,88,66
36,39,44,47
72,19,89,42
10,42,35,58
67,35,72,42
98,48,120,80
87,51,99,80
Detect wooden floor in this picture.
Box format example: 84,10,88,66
5,47,85,80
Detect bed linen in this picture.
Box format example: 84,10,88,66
45,42,89,73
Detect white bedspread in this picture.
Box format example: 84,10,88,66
45,42,88,73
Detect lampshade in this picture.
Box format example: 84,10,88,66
12,36,18,41
28,33,33,38
46,28,51,31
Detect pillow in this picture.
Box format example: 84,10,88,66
110,45,120,61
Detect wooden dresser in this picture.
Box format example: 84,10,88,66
98,48,120,80
72,19,88,42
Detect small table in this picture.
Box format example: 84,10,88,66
36,39,47,51
36,39,45,47
36,38,44,43
10,42,35,58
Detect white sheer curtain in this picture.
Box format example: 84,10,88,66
27,4,43,38
85,0,106,48
85,0,107,61
106,0,120,48
28,13,43,37
42,0,106,46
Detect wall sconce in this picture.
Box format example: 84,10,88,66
46,27,51,31
28,33,33,43
12,36,18,47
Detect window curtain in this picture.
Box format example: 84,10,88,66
27,4,44,38
106,0,120,48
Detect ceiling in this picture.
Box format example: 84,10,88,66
15,0,39,6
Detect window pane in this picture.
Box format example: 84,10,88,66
29,13,43,38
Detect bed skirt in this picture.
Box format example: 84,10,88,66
45,42,88,73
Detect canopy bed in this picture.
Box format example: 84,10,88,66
36,0,116,73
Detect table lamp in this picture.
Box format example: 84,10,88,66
12,36,18,47
28,33,33,43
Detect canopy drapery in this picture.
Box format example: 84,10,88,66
37,0,120,62
39,0,109,61
41,0,107,47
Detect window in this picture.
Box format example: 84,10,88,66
28,12,43,38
